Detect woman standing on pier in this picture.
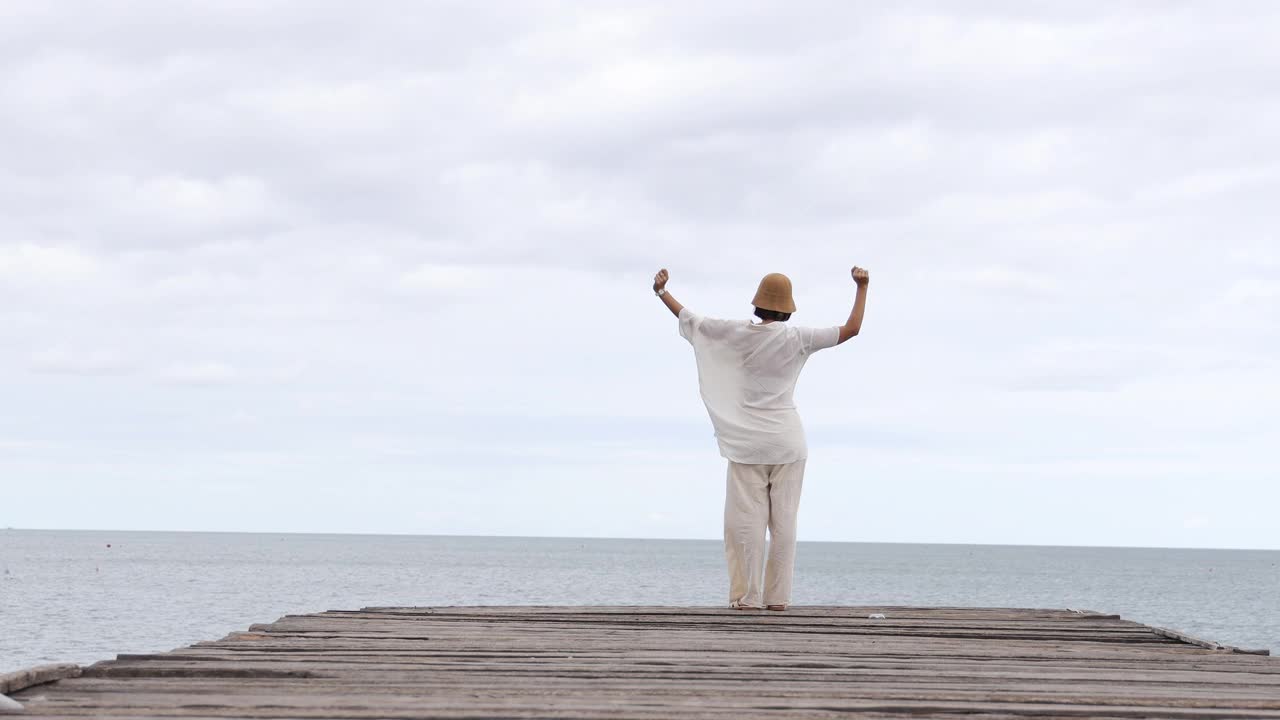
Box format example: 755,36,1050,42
653,267,870,611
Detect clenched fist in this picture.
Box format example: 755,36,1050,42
851,266,870,287
653,268,669,292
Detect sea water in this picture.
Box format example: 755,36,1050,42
2,529,1277,672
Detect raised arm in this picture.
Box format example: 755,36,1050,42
837,266,870,344
652,268,685,318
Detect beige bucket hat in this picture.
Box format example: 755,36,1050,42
751,272,796,313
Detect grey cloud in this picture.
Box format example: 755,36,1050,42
2,1,1278,546
28,348,136,376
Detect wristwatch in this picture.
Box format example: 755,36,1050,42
655,288,667,297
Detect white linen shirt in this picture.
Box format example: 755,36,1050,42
679,307,840,464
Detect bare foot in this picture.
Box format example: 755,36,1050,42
766,605,787,612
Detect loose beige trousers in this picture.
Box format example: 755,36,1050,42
724,458,806,608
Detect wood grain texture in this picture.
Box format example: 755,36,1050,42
12,606,1280,718
0,664,81,694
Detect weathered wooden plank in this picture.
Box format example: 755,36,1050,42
21,678,1280,707
1150,624,1272,655
30,678,1280,710
358,605,1124,618
207,632,1256,661
120,645,1280,674
241,618,1180,639
40,673,1280,696
20,686,1280,711
0,664,82,694
11,607,1279,718
15,691,1280,712
271,612,1149,630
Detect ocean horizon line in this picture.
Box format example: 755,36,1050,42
6,526,1278,553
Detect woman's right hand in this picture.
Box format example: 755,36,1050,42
851,266,869,287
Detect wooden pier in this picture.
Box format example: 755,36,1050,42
6,606,1279,718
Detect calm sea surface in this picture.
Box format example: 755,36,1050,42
2,529,1278,672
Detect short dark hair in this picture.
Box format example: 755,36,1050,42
753,307,791,322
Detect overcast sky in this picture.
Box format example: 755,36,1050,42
2,1,1277,549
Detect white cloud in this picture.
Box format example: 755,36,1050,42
95,174,281,232
917,265,1061,299
923,188,1104,226
159,362,240,386
1189,278,1280,332
1137,167,1279,203
1183,514,1212,530
29,348,133,376
0,244,97,283
399,263,497,294
1,1,1278,548
1227,246,1280,268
